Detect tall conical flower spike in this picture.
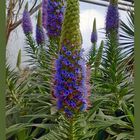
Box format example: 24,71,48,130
91,18,97,43
42,0,48,29
22,3,33,35
88,18,97,65
106,0,119,33
36,9,45,45
46,0,65,38
54,0,88,118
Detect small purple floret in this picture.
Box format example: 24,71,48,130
22,9,32,35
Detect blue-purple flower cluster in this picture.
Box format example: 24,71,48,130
36,26,45,45
54,46,87,117
42,0,48,29
46,0,65,37
91,32,97,43
22,4,33,35
106,4,119,32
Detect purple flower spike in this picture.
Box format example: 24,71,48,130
46,0,65,38
106,3,119,32
36,10,45,45
22,3,32,35
91,32,97,43
42,0,48,29
36,26,45,45
53,0,90,117
91,18,97,43
54,46,88,117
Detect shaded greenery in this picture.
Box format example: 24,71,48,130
120,9,134,75
6,6,134,140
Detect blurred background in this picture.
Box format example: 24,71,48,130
6,0,133,69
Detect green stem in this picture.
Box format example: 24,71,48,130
69,118,74,140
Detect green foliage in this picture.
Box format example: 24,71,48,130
6,3,134,140
120,9,134,75
6,29,59,140
36,114,88,140
87,13,134,139
94,40,104,75
16,49,21,70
